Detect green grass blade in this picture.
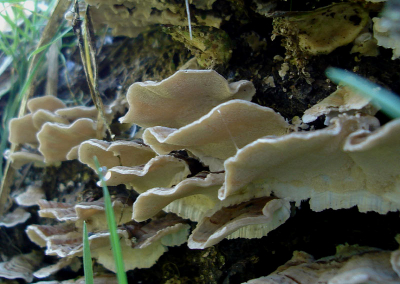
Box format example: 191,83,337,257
0,0,31,3
28,27,72,60
83,221,94,284
0,12,30,40
93,156,128,284
326,67,400,119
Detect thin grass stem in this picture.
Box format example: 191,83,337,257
93,156,128,284
83,221,94,284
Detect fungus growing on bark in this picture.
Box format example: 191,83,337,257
244,244,400,284
15,185,45,206
103,155,191,193
33,257,80,279
373,17,400,60
9,96,66,146
9,151,46,169
221,115,400,214
120,70,256,128
0,251,43,282
133,172,224,222
188,197,290,249
143,100,289,171
0,207,31,227
36,198,133,232
8,95,112,165
78,139,156,170
27,211,190,272
37,119,100,163
302,86,378,124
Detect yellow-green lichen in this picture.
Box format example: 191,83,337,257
273,2,369,57
164,26,233,68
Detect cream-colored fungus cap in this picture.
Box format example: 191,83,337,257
120,70,256,128
0,207,31,227
104,155,191,193
133,172,224,222
15,185,45,206
188,197,290,249
9,151,46,169
26,214,190,273
0,251,43,282
302,86,378,124
9,95,66,145
244,244,400,284
143,100,289,171
222,115,400,215
78,139,156,170
38,118,100,163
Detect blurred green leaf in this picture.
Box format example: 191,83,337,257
326,67,400,118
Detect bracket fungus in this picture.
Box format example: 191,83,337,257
373,17,400,60
33,257,80,279
27,95,66,113
9,151,46,169
16,66,400,280
15,185,46,207
221,115,400,215
302,86,379,124
34,274,118,283
188,197,290,249
78,138,156,170
36,198,133,232
27,209,189,272
0,207,31,227
143,99,290,171
244,244,400,284
0,251,43,282
103,154,191,193
9,96,65,146
120,70,256,128
8,95,112,165
133,172,224,222
36,200,77,222
38,119,100,163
